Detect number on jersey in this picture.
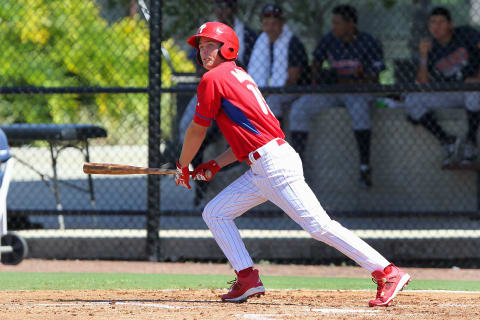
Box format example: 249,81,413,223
231,68,272,115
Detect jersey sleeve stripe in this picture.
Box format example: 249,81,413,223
195,112,214,121
221,98,261,135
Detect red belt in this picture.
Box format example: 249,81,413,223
246,139,286,166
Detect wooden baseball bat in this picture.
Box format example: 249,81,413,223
83,162,179,175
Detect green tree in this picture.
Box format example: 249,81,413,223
0,0,194,143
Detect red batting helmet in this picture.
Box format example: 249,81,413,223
187,22,239,61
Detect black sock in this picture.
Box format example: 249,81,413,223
418,112,452,144
354,129,371,166
466,111,480,145
290,131,308,160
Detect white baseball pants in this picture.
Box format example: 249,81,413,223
289,94,373,132
405,92,480,121
202,139,390,272
265,94,300,118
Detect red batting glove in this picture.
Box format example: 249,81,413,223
175,162,191,189
192,160,221,182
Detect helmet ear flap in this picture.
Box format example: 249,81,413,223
218,43,229,60
195,41,237,66
219,42,236,60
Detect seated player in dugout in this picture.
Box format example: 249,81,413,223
288,4,385,188
404,6,480,166
247,3,310,127
175,21,410,307
178,0,258,206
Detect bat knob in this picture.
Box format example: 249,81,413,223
205,170,212,179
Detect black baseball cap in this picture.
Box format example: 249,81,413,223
261,4,283,18
430,6,452,21
332,5,358,24
214,0,237,8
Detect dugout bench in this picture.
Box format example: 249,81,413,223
0,124,107,213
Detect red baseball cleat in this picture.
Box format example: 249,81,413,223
369,264,411,307
221,269,265,303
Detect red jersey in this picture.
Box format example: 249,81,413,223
193,61,285,161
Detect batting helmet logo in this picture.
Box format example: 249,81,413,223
187,21,239,61
198,24,207,34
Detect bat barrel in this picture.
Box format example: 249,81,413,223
83,163,177,175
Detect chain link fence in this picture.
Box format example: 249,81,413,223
1,0,480,267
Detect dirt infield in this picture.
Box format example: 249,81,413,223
1,260,480,319
1,289,479,320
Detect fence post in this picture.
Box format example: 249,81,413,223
146,0,162,261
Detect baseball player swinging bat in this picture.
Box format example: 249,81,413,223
83,162,211,178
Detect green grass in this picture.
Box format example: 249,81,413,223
1,272,479,291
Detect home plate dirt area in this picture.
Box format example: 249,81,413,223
1,289,480,320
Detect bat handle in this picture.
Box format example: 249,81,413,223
190,170,212,180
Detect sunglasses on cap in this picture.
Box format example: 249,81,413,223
262,4,283,18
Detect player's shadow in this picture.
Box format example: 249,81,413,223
57,298,298,306
58,298,218,304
